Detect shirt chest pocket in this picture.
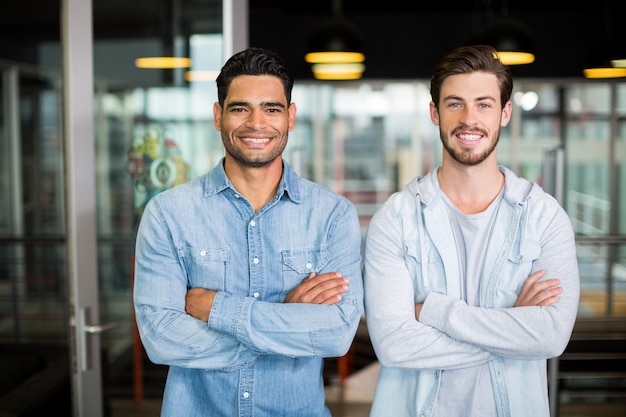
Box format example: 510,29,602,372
404,242,445,299
181,247,229,290
496,239,542,298
280,248,331,299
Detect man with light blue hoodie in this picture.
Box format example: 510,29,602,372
364,45,579,417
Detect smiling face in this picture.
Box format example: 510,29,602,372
430,71,512,167
214,74,296,169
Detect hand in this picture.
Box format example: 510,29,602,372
185,288,217,322
284,272,349,304
415,303,423,321
514,270,563,307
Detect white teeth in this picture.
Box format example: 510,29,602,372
458,134,481,141
242,137,270,143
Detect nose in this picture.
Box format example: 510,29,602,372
459,107,479,127
246,108,266,129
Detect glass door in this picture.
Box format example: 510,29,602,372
63,1,108,415
2,1,240,415
0,57,72,414
0,2,102,415
91,1,245,414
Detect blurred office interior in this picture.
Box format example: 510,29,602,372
0,1,625,416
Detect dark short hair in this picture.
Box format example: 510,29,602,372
430,45,513,109
216,47,294,106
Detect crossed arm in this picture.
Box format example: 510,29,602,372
186,271,350,322
414,270,563,320
134,194,363,369
364,199,579,369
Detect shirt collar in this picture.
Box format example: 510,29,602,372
202,157,302,204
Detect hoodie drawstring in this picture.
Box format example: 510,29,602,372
415,192,430,289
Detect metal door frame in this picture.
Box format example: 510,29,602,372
60,1,247,415
62,1,104,416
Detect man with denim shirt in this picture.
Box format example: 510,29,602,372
133,47,363,417
364,45,579,417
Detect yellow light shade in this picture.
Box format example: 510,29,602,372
583,67,626,79
472,18,536,66
185,70,220,82
583,37,626,78
313,71,363,80
496,51,535,65
305,51,365,64
135,57,192,69
311,63,365,80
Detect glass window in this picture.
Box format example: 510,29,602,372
0,66,66,343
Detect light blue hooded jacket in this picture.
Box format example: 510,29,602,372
364,166,579,417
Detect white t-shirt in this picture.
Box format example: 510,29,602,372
433,188,504,417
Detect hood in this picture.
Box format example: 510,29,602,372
406,165,540,207
404,165,542,289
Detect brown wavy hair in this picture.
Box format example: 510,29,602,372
430,45,513,110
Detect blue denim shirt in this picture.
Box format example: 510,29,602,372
133,159,364,417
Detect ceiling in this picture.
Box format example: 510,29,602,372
246,0,624,80
1,0,623,81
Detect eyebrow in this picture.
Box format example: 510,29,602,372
443,94,496,102
226,100,286,109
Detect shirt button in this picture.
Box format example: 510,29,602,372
250,220,256,227
200,250,207,256
253,257,259,264
306,262,312,269
243,392,250,398
234,193,240,199
253,292,259,298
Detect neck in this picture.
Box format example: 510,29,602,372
438,159,504,215
224,157,283,212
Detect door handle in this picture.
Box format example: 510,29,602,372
84,322,118,334
77,306,118,371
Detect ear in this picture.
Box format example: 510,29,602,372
500,100,513,127
429,101,440,126
288,103,297,131
213,102,222,130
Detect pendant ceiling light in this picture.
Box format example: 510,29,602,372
478,17,535,65
582,2,626,79
583,39,626,79
135,0,191,71
468,0,536,66
135,57,191,69
612,59,626,68
304,0,365,80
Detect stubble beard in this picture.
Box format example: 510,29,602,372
222,133,287,168
440,126,500,166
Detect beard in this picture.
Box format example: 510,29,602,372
440,126,500,166
225,146,284,168
222,131,287,168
